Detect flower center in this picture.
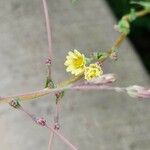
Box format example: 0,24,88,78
74,57,83,68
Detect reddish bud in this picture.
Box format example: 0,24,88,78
36,118,46,126
45,58,51,65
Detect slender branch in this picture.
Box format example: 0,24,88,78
104,9,150,60
42,0,53,82
136,9,150,17
46,125,78,150
48,95,62,149
108,33,127,55
2,83,149,104
0,74,81,103
42,0,52,59
18,106,78,150
70,85,126,92
123,9,150,20
48,132,54,150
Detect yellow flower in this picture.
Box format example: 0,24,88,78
84,63,103,80
64,49,86,75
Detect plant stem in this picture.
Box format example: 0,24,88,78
42,0,52,60
48,132,54,150
108,33,127,56
46,125,78,150
134,9,149,18
19,105,77,150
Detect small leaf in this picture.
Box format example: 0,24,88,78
45,77,50,88
45,77,55,88
9,98,21,109
93,52,108,61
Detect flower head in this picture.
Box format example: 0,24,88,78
64,49,86,75
84,63,103,80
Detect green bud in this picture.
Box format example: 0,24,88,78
128,8,137,22
117,19,130,34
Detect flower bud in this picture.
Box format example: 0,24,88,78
87,73,116,85
126,85,150,99
36,118,46,126
45,58,51,65
110,52,118,60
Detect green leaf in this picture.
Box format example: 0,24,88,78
93,52,108,61
45,77,55,88
131,1,150,10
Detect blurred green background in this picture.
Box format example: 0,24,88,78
106,0,150,74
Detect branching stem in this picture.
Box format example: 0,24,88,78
0,9,149,104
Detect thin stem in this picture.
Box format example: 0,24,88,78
19,106,77,150
42,0,52,59
46,125,78,150
0,75,80,103
107,33,127,56
48,132,54,150
104,9,150,61
48,97,61,149
42,0,53,82
123,9,150,20
42,2,55,147
136,9,150,17
71,85,126,92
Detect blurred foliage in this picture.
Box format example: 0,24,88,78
106,0,150,74
106,0,150,33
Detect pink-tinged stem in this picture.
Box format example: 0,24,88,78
42,0,52,61
71,85,126,92
54,102,61,125
48,132,54,150
48,100,61,149
45,125,78,150
19,107,36,120
19,106,77,150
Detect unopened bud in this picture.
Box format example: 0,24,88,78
126,85,150,99
45,58,51,65
87,73,116,85
54,122,60,130
36,118,46,126
110,52,118,60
